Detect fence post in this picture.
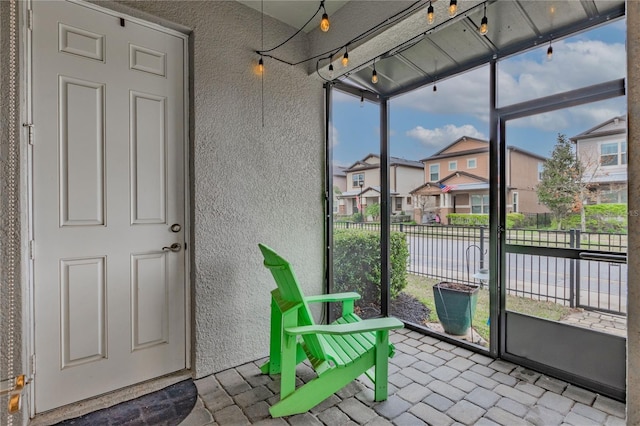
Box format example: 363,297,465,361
575,229,581,309
479,227,485,269
569,229,575,308
399,223,404,233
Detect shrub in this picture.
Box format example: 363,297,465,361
365,203,380,221
352,212,364,223
506,213,525,229
447,214,489,227
333,229,409,306
559,204,627,233
447,212,526,228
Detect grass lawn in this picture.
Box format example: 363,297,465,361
402,274,574,343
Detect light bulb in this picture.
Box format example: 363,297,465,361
328,63,334,79
433,84,437,92
547,44,553,61
342,51,349,67
360,94,364,108
479,16,488,35
258,57,264,74
320,13,330,32
371,69,378,84
449,0,457,17
427,3,434,24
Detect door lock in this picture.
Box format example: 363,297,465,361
170,224,182,233
162,243,182,252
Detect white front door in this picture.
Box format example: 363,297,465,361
31,0,187,412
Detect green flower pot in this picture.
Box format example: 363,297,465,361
432,282,479,335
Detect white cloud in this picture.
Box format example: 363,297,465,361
330,124,340,147
393,67,490,121
394,38,626,133
406,124,486,148
498,39,626,107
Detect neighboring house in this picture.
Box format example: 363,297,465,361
570,115,628,204
410,137,549,224
338,154,423,218
332,166,347,214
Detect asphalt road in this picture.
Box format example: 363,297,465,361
405,234,627,311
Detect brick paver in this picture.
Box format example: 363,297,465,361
181,331,626,426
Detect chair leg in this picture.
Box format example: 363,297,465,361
374,330,389,402
270,355,372,418
260,297,283,375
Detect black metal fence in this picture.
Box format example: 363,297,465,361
333,222,627,315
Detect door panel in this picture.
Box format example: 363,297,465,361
32,0,187,412
499,96,627,399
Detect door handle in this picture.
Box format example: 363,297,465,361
162,243,182,252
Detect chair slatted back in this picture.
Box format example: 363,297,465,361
259,244,327,361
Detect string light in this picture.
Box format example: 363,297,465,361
258,56,264,73
547,40,553,61
448,0,457,17
479,3,488,35
371,63,378,84
320,0,330,32
427,1,434,24
360,92,364,107
342,47,349,67
433,84,437,92
328,63,334,79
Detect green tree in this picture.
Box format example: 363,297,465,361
536,134,583,230
365,203,380,221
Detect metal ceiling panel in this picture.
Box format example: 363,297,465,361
339,0,625,99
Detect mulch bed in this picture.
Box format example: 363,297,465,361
353,292,431,325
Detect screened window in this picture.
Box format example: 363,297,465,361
352,173,364,187
395,198,403,210
538,162,544,181
600,141,627,166
471,194,489,214
429,164,440,181
467,158,477,169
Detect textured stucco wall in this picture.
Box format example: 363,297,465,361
626,1,639,423
1,0,25,423
106,0,326,377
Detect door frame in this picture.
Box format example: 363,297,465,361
495,78,627,400
23,0,191,416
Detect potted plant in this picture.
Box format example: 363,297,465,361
432,281,479,335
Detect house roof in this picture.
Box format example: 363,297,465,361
344,154,422,172
420,137,546,162
339,186,399,197
583,171,627,184
506,146,547,162
421,137,488,162
409,171,488,194
570,115,627,142
333,166,347,177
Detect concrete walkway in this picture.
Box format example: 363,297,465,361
179,329,626,425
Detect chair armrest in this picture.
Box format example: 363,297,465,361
304,292,361,304
285,317,404,336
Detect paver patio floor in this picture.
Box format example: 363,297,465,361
180,329,626,425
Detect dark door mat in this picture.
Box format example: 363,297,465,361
55,379,197,426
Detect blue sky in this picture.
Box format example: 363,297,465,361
331,19,627,168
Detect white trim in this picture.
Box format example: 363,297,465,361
25,1,192,415
67,0,189,38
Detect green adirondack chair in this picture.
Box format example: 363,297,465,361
258,243,404,417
